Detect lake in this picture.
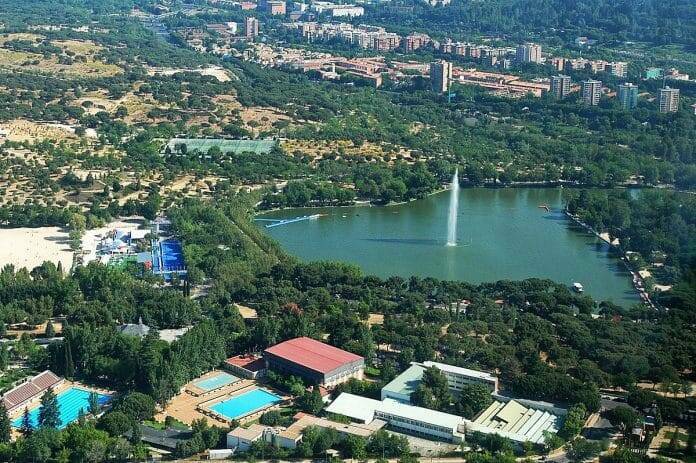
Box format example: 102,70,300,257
258,188,638,305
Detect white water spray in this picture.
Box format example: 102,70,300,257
446,168,459,247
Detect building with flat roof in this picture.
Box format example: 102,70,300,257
381,361,499,403
245,17,259,38
327,393,467,442
224,354,267,379
516,43,542,64
582,79,602,106
659,87,680,113
618,83,639,110
550,75,571,100
263,337,364,387
430,60,452,93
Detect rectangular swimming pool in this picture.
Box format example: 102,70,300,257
210,389,282,420
12,387,111,430
193,372,240,392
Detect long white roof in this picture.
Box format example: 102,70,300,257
422,361,497,381
326,393,465,432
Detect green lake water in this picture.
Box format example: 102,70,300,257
258,188,639,305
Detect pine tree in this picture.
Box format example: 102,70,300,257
38,387,61,429
88,391,100,415
64,339,75,378
44,320,55,338
21,407,33,436
0,401,11,443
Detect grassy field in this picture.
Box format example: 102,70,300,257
165,138,277,155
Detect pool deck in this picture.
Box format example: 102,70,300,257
157,372,288,427
8,380,113,440
186,370,240,396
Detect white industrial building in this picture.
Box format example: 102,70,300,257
326,393,467,442
381,361,499,403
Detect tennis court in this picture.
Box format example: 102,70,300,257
151,239,186,275
193,372,240,392
12,387,111,430
165,138,277,155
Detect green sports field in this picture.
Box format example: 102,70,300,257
165,138,277,155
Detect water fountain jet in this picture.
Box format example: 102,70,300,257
446,168,459,247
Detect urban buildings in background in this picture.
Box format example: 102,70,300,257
550,75,571,100
516,42,542,64
550,57,627,78
618,83,639,110
245,16,260,37
310,1,364,17
430,59,452,93
581,79,602,106
287,22,401,51
659,87,680,113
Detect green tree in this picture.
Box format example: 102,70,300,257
21,407,33,436
566,438,601,463
560,404,587,440
0,402,10,443
411,366,452,411
38,387,61,429
456,384,493,419
44,320,55,338
298,387,324,415
88,391,100,415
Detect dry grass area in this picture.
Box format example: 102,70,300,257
0,227,73,272
240,106,290,134
0,119,79,142
0,33,122,78
282,139,414,162
6,320,64,338
366,313,384,326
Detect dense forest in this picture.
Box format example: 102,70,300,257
365,0,696,46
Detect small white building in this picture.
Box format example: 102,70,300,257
226,424,267,451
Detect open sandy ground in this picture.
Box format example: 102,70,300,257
0,227,73,271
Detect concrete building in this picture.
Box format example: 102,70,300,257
327,393,466,442
581,79,602,106
423,361,499,393
226,424,269,451
404,33,431,51
659,87,680,113
265,0,286,15
263,337,364,387
430,59,452,93
605,61,627,78
618,83,639,110
245,17,260,38
515,43,542,64
550,75,571,100
311,2,364,17
224,354,266,379
381,361,499,403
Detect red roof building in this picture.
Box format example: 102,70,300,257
2,370,63,413
263,337,364,387
224,354,266,379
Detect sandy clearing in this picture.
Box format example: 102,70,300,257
0,227,73,271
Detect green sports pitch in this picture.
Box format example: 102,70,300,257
165,138,277,155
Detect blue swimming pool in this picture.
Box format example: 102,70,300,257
210,389,282,420
194,372,240,391
12,387,111,430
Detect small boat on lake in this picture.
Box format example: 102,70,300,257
572,282,584,293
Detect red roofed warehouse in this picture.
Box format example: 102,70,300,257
263,337,364,387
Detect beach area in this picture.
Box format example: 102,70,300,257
0,226,73,271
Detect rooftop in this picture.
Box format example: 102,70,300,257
264,337,363,374
2,370,61,411
422,361,497,381
228,423,267,441
469,399,562,444
326,393,465,432
225,354,266,372
381,363,427,398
